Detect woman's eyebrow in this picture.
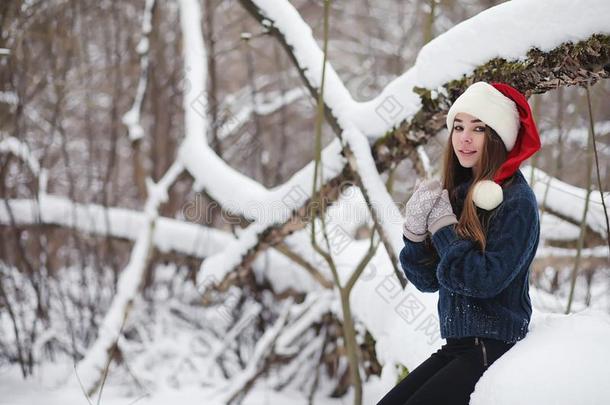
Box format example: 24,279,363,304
454,118,483,123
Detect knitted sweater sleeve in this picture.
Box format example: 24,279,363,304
430,196,538,299
399,235,439,293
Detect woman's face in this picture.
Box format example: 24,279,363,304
451,112,486,170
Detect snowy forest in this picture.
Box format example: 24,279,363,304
1,0,610,404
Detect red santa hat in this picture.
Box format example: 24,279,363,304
446,81,541,210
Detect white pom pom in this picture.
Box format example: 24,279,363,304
472,180,503,210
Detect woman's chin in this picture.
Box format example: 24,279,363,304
458,160,476,168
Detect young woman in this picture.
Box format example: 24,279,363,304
377,81,542,405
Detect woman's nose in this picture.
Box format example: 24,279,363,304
460,131,473,143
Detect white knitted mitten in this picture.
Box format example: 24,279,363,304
403,179,443,242
428,189,458,235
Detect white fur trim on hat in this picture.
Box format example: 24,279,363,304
446,82,520,152
472,180,503,210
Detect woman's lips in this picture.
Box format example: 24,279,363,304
459,150,476,156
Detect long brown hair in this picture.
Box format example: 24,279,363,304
420,125,516,263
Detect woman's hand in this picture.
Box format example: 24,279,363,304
428,189,458,235
403,178,442,242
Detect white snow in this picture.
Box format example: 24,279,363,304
522,165,610,238
539,212,581,242
0,136,42,177
214,300,292,403
471,309,610,405
0,194,233,259
347,0,610,136
3,0,610,404
4,295,609,405
338,122,405,263
218,87,306,142
0,90,18,105
75,162,185,394
121,0,155,141
542,121,610,154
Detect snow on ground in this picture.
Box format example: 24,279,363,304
0,368,351,405
2,245,608,405
2,305,609,405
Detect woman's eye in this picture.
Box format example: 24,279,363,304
475,126,486,132
453,126,463,131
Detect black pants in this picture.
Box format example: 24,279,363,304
377,336,515,405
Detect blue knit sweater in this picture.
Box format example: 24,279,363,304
399,170,540,343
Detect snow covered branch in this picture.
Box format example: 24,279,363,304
121,0,156,142
0,136,48,191
219,0,610,295
238,0,356,133
523,165,610,239
76,162,184,395
0,194,233,258
216,299,293,404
